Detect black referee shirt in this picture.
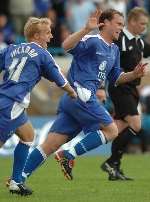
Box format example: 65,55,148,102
114,28,150,86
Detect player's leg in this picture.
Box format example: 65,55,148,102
11,121,34,183
55,121,118,180
101,88,140,180
102,119,127,167
0,102,33,195
101,116,140,180
0,103,31,185
63,121,117,155
21,133,68,180
55,102,118,180
114,114,141,164
9,120,34,196
21,111,81,182
101,120,130,180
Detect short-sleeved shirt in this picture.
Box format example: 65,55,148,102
50,34,122,136
67,34,122,102
0,42,67,109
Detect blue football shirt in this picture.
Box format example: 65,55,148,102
0,42,67,109
67,34,122,99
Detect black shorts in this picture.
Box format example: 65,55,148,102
108,84,139,120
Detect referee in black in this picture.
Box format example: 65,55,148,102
100,7,150,180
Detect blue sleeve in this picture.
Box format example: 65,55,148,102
68,36,96,56
107,49,122,85
0,47,7,73
42,52,67,87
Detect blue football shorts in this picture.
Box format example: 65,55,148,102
0,98,28,143
50,94,113,140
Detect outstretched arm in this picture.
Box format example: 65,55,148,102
62,10,103,51
116,62,148,85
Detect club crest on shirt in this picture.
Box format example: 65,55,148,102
99,61,107,71
98,60,107,81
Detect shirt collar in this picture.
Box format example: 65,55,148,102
30,41,43,48
123,27,140,40
98,34,114,46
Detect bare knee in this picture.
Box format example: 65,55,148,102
16,122,34,142
41,133,68,156
102,122,118,141
129,123,141,133
125,115,141,133
110,125,118,140
17,131,34,142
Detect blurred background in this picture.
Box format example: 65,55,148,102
0,0,150,155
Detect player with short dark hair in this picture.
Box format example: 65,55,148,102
18,9,147,190
100,7,150,181
0,17,76,195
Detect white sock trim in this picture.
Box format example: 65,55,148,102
36,146,47,160
68,147,77,157
128,127,137,136
22,172,28,179
20,140,33,147
97,130,107,144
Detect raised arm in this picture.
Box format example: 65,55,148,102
62,10,103,51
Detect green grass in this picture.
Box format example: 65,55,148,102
0,154,150,202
